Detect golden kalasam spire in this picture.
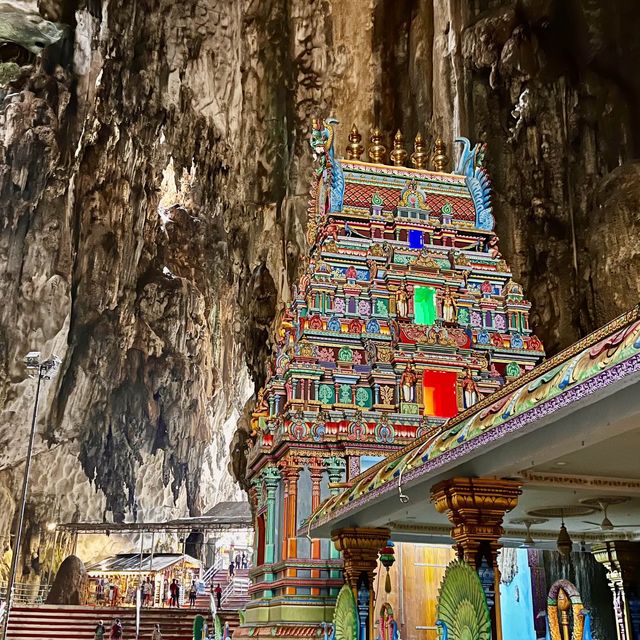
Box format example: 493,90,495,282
346,124,364,160
389,130,408,166
411,132,428,169
368,128,387,164
432,137,449,172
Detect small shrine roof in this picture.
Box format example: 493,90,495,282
86,553,201,574
306,305,640,534
57,501,252,534
342,181,476,222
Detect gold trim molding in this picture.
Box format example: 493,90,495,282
520,470,640,495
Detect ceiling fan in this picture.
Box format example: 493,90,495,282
510,517,547,548
581,497,640,532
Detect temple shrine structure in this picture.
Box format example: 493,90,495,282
296,127,640,640
236,119,548,640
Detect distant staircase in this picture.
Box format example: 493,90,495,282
6,604,212,640
198,564,250,635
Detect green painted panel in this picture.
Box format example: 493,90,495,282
318,384,335,405
374,298,389,316
339,384,352,404
415,286,436,325
355,387,372,408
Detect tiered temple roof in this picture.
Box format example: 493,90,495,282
247,120,545,476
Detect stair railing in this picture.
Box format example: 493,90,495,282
220,579,234,605
202,554,226,584
220,575,250,606
0,582,49,605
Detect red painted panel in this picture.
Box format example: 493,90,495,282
423,370,458,418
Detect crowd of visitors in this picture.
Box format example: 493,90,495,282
95,575,161,606
228,551,248,577
94,575,204,608
95,578,122,606
94,619,163,639
93,617,123,640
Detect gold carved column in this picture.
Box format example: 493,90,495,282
332,527,390,640
592,541,640,640
431,477,522,640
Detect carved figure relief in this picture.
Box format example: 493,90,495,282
441,285,457,324
396,286,409,319
400,363,417,403
462,369,480,409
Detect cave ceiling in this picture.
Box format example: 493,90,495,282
0,0,639,543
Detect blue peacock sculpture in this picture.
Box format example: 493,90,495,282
580,609,593,640
435,619,448,640
453,137,494,232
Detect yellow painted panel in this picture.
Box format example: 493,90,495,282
374,543,455,640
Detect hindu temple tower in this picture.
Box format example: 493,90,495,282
235,119,545,639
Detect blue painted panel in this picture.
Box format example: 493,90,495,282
500,548,536,640
360,455,385,472
409,229,424,249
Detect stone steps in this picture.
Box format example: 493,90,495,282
7,604,212,640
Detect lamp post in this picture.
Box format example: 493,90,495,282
1,352,61,640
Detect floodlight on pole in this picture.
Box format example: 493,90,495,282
1,353,61,640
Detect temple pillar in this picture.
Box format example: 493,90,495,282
281,464,300,559
431,477,521,640
263,466,280,565
281,464,300,595
326,458,347,583
309,461,324,595
332,527,390,640
263,466,281,599
592,541,640,640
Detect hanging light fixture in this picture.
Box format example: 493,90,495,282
379,540,395,594
556,511,573,557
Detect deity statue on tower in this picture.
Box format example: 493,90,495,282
250,388,269,437
487,235,502,259
462,369,480,409
400,363,417,403
345,265,358,280
367,257,378,281
396,285,409,319
441,285,457,324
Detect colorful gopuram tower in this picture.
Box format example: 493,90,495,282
237,120,545,638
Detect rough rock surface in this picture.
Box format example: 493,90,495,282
45,554,87,604
0,0,639,572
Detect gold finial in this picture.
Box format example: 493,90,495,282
389,129,407,166
411,132,428,169
432,137,449,172
368,128,386,164
346,124,364,160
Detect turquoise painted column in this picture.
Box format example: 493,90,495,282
263,466,281,598
325,457,346,591
264,466,280,563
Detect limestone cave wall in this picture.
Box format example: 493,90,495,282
1,0,639,571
